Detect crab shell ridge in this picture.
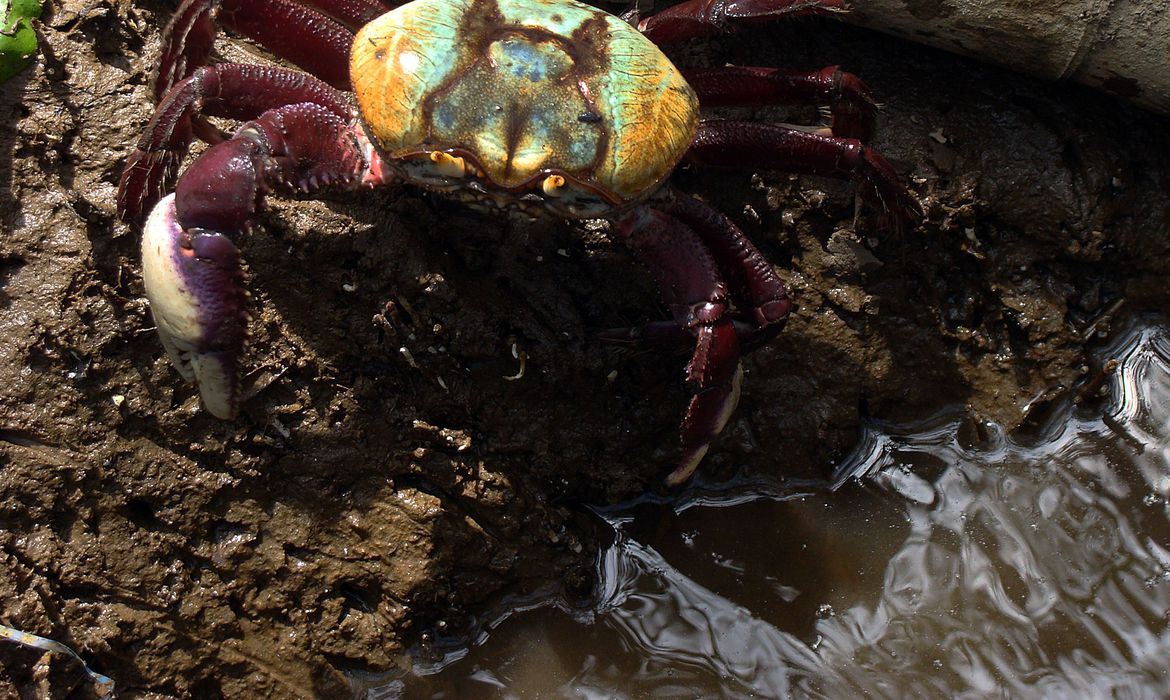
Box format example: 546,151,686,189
350,0,699,216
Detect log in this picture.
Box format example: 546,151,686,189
843,0,1170,115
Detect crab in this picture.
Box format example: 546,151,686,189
117,0,921,485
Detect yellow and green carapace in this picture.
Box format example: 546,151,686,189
351,0,699,216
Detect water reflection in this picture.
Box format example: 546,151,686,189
392,323,1170,698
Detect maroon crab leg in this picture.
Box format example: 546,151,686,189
687,119,924,226
664,194,792,347
615,207,745,486
638,0,846,44
608,194,791,485
686,65,878,141
298,0,399,29
155,0,358,100
120,64,354,223
141,102,375,418
640,0,877,142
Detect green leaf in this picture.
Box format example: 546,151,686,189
0,0,42,83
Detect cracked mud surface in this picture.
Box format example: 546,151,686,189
2,1,1170,696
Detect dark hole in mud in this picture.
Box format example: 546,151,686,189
338,581,383,614
124,498,159,529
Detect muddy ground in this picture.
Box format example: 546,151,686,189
2,0,1169,697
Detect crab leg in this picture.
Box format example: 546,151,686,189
665,194,792,348
120,64,353,224
615,207,745,487
155,0,356,101
687,119,924,226
143,103,370,418
638,0,846,44
685,65,878,141
299,0,400,29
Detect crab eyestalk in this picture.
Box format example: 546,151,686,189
429,151,469,178
541,174,566,197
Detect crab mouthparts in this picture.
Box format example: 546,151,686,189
394,148,621,219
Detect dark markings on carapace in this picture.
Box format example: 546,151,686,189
416,0,616,190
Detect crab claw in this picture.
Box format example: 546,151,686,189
141,193,248,418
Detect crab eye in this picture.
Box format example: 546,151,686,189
429,151,467,178
541,174,566,197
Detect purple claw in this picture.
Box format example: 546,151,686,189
142,194,248,418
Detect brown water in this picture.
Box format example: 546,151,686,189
368,322,1170,698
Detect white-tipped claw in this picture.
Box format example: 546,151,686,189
141,194,246,419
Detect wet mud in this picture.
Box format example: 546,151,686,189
2,0,1169,696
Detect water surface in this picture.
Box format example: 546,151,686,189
381,322,1170,698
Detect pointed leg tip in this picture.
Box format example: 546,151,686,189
669,364,745,487
665,447,709,488
119,149,183,226
857,149,924,230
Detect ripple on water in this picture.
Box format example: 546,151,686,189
384,321,1170,699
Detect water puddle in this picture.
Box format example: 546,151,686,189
372,321,1170,698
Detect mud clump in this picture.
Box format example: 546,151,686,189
2,2,1169,696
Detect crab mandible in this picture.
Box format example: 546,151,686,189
117,0,921,485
